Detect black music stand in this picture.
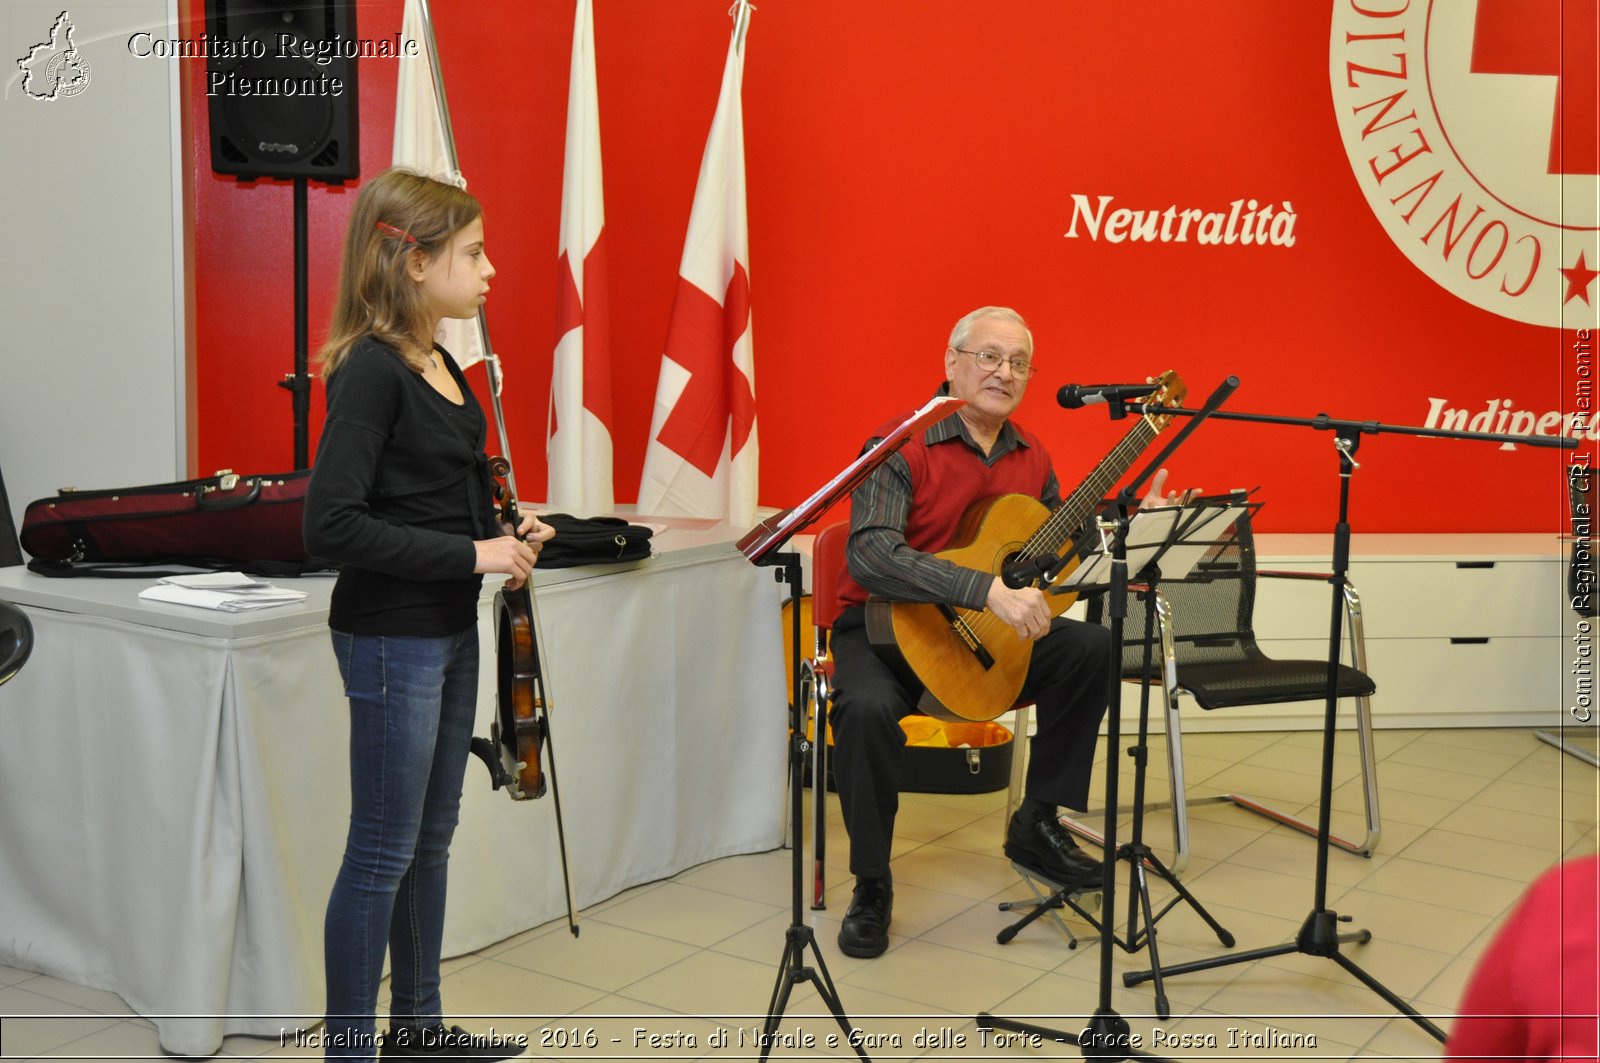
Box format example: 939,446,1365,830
979,375,1238,1061
737,395,964,1062
997,499,1250,1019
1115,403,1578,1045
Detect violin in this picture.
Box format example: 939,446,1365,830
484,456,550,798
468,455,579,936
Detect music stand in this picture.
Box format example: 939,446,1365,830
979,375,1239,1061
998,499,1248,1024
997,500,1250,1018
737,394,964,1062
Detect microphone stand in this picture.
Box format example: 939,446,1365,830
1116,402,1577,1043
979,376,1237,1061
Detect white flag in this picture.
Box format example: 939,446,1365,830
636,2,758,525
392,0,484,370
546,0,613,512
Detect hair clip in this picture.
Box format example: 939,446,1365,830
375,220,417,244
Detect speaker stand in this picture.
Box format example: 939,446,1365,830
277,176,314,470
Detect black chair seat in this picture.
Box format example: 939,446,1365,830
1158,657,1376,710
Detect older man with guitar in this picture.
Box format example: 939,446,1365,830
830,305,1186,959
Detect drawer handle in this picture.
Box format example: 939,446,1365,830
1450,637,1491,644
1454,561,1496,569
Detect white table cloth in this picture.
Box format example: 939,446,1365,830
0,521,787,1055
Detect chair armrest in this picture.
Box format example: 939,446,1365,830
1257,568,1333,581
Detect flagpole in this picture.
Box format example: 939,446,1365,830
414,0,520,502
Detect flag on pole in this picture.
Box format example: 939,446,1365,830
392,0,485,369
546,0,614,512
636,2,757,524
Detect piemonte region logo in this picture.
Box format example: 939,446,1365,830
1330,1,1599,330
17,11,91,101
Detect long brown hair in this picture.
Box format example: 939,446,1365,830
319,168,482,378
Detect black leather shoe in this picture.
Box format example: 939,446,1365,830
1004,810,1104,887
381,1023,527,1060
837,876,893,958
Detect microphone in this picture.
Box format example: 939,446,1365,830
1056,383,1158,408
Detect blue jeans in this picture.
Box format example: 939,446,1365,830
323,628,479,1061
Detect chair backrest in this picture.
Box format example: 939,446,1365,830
811,522,851,632
1090,506,1261,674
0,601,33,686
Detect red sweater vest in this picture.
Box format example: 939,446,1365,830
837,413,1052,610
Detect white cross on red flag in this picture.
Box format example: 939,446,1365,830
636,2,758,525
546,0,614,512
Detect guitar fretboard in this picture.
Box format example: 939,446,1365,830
1019,414,1163,564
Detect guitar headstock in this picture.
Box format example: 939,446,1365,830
1140,371,1187,432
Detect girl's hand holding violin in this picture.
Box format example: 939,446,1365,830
475,513,556,591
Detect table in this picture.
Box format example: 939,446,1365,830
0,519,787,1056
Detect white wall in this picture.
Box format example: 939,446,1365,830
0,1,188,549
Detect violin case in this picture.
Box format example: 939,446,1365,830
19,468,323,575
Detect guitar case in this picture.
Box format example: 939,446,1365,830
807,714,1014,795
784,592,1015,794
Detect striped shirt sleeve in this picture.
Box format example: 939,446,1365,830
843,445,995,610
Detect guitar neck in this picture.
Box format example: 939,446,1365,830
1021,415,1161,563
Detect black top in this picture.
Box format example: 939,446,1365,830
304,336,496,636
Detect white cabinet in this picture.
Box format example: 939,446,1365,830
1233,534,1570,730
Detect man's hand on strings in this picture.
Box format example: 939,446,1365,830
986,580,1053,642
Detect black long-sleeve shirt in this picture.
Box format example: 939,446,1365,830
304,336,496,636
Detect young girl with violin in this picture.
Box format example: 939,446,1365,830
304,167,550,1061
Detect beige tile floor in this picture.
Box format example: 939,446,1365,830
2,725,1596,1061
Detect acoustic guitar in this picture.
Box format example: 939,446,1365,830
864,371,1186,722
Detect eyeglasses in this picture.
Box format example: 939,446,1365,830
953,347,1036,380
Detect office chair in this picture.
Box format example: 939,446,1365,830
0,601,33,686
1080,506,1382,863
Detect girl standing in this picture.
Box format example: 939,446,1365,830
305,168,548,1061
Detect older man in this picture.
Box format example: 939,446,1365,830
830,306,1130,959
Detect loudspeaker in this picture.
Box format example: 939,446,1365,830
205,1,360,182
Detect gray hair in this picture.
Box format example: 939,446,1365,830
948,306,1033,354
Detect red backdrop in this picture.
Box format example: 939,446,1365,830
183,0,1595,533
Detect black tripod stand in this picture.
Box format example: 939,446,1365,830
750,550,868,1062
979,374,1238,1060
1120,408,1578,1044
997,508,1242,1021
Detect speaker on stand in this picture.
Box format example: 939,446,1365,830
205,0,361,469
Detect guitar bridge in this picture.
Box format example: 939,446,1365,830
938,604,996,670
